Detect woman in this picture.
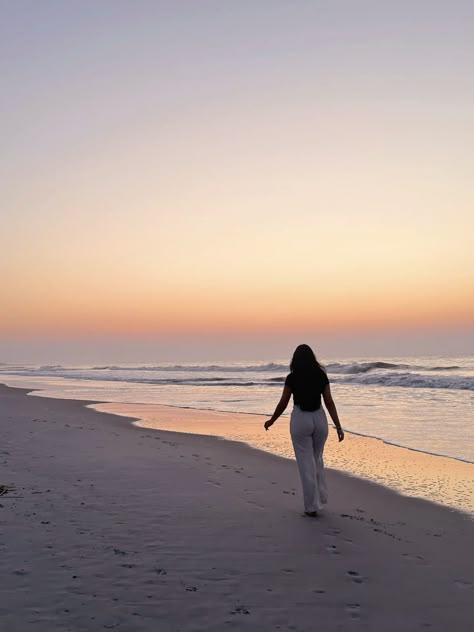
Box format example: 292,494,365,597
264,344,344,517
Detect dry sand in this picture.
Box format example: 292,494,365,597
1,384,473,631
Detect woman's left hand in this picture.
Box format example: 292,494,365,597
337,427,345,442
264,420,274,431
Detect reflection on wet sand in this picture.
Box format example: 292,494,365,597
92,402,474,516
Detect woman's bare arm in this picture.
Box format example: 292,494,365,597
264,386,291,430
323,384,345,441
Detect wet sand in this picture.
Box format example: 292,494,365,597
95,401,474,515
1,384,473,631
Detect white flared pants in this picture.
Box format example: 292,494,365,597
290,405,329,513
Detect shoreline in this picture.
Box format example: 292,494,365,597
94,401,474,517
1,383,473,631
95,399,473,466
2,381,473,516
1,370,472,464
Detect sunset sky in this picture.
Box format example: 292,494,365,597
2,1,473,362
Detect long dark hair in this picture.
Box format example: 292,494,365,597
290,344,325,374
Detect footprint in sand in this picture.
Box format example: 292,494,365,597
347,570,366,584
341,513,364,523
230,605,250,615
402,553,426,564
426,530,443,538
454,580,473,590
113,548,128,556
345,603,361,618
372,526,404,542
342,513,405,542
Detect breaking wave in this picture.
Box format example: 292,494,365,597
1,361,472,391
335,372,474,391
325,361,460,374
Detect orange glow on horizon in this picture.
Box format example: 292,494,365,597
3,276,473,337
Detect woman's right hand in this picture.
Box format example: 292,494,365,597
264,419,274,431
336,427,345,442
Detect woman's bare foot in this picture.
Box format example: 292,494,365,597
304,511,318,517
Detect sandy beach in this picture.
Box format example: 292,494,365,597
1,384,473,631
94,400,474,515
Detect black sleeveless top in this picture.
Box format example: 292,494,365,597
285,368,329,412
